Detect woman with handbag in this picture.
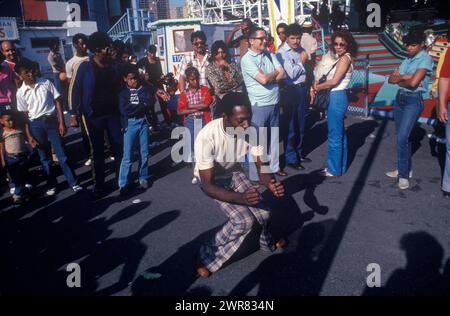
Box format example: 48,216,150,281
386,30,433,190
312,30,358,177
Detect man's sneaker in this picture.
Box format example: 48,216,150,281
46,187,57,196
139,180,149,190
63,111,68,115
12,195,24,205
72,185,83,193
398,178,409,190
84,159,92,166
119,186,130,196
191,177,199,185
386,170,413,178
109,156,115,161
9,187,15,195
25,183,33,189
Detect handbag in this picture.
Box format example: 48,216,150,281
313,59,339,112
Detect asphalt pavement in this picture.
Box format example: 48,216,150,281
1,112,449,296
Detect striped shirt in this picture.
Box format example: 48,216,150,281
179,52,210,88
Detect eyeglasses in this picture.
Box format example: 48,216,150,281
193,42,206,47
333,42,347,47
252,37,267,41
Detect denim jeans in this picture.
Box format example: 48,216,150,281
249,104,280,181
185,116,205,168
5,154,28,196
118,117,149,188
393,90,424,179
52,73,67,111
284,84,307,164
29,115,78,188
327,90,348,176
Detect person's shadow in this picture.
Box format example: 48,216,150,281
346,120,379,170
229,219,336,296
63,210,181,295
364,231,450,296
131,226,222,296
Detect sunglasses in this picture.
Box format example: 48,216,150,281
252,37,267,41
333,42,347,47
193,42,206,47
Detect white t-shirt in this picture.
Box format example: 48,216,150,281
65,55,89,79
16,78,60,120
194,118,264,180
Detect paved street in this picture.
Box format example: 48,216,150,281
1,113,450,296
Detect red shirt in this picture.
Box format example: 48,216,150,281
439,49,450,100
178,85,213,125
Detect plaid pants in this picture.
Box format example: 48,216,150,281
199,171,276,273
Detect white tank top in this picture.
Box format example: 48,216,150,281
329,53,353,91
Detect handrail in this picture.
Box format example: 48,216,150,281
107,12,128,37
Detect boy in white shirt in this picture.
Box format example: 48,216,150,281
16,58,82,196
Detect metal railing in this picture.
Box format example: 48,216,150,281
107,8,154,41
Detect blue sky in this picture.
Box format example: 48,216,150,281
170,0,185,8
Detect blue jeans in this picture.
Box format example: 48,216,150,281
393,90,424,179
5,153,28,196
118,117,149,188
284,84,307,164
185,116,205,167
327,90,348,176
29,115,78,188
52,73,67,111
85,114,123,190
249,104,280,181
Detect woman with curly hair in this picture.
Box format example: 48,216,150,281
206,40,243,118
312,30,358,177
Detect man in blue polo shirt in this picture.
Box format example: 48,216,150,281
241,27,286,181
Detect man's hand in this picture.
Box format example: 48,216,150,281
59,123,67,137
438,104,449,123
241,187,262,205
156,89,170,102
28,137,39,149
70,116,79,128
267,179,285,198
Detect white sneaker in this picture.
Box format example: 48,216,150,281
84,159,92,166
46,187,56,196
109,156,115,161
385,170,413,178
72,185,83,193
25,183,33,189
10,187,15,195
191,177,199,185
63,111,68,115
398,178,409,190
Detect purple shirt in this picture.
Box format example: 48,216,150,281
0,61,15,105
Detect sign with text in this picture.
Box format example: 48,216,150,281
0,17,19,41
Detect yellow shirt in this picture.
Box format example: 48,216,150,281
431,47,448,96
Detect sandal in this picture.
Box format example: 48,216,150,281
276,170,288,177
321,168,335,177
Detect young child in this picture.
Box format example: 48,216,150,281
15,58,82,196
177,66,213,184
165,74,180,128
0,110,29,204
118,64,156,195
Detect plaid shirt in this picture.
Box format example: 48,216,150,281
179,52,210,88
178,85,213,124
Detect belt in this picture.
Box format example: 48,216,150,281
287,82,306,88
398,89,422,95
6,152,28,158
